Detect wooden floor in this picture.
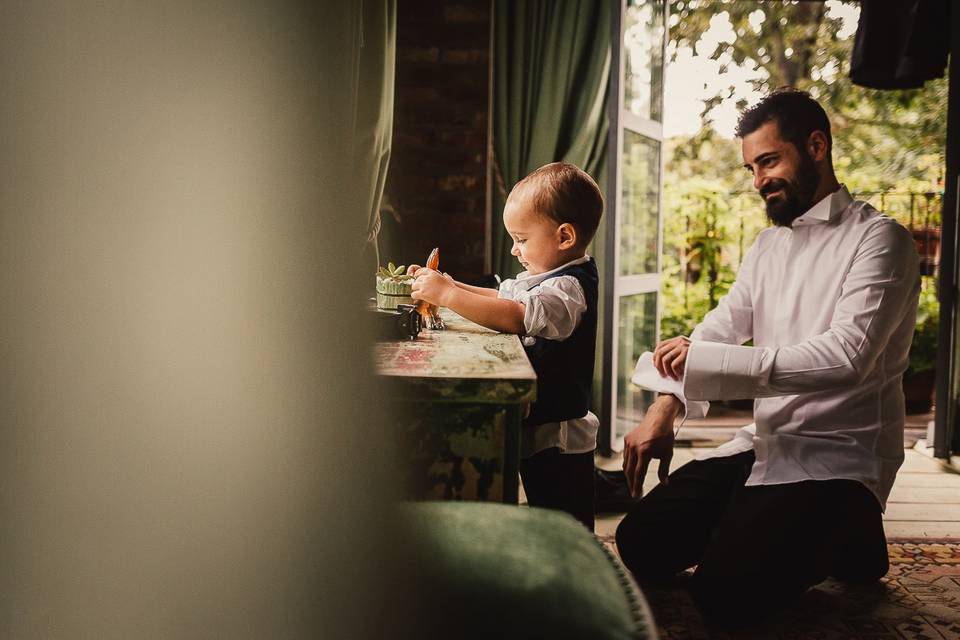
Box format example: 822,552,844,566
595,443,960,540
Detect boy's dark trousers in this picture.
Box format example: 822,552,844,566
615,450,889,628
520,447,595,532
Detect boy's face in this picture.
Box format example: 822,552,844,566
503,193,567,276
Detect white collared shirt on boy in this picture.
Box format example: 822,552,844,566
632,186,920,508
499,254,599,459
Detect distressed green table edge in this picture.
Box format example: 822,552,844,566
374,309,536,503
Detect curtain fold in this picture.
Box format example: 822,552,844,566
850,0,949,90
492,0,611,279
353,0,396,269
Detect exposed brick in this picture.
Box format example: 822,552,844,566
443,4,488,23
437,174,480,191
440,48,488,65
385,0,491,277
397,46,439,63
396,67,487,101
400,21,489,49
437,129,487,148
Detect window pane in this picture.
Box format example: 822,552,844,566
624,0,664,122
620,130,660,276
616,292,658,439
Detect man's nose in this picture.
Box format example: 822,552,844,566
753,171,766,192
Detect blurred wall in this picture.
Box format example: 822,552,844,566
383,0,491,282
0,2,395,638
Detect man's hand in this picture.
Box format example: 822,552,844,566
622,395,683,497
653,336,691,381
411,268,456,307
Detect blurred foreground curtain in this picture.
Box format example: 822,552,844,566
0,2,404,637
355,0,397,268
492,0,611,279
850,0,949,89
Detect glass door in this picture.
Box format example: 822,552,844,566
602,0,667,452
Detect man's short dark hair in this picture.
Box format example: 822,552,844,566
735,88,833,157
509,162,604,247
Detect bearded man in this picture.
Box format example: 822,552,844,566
617,89,921,628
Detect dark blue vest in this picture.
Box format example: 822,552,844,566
523,258,598,427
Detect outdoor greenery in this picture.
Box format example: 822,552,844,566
661,0,946,377
910,276,940,374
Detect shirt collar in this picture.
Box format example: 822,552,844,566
791,185,852,227
515,254,591,287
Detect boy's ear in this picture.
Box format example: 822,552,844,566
557,223,577,250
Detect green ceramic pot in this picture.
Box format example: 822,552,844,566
376,274,414,310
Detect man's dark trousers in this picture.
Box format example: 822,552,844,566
615,450,889,628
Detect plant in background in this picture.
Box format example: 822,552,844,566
908,276,940,375
659,1,945,415
902,275,939,413
660,178,764,338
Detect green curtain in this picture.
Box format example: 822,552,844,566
352,0,396,270
492,0,611,279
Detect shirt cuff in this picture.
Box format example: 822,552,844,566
631,352,709,419
683,341,769,400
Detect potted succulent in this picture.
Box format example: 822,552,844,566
375,262,414,310
903,278,939,414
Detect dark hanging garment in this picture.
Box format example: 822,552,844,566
850,0,950,90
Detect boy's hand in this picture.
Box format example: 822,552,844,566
408,264,454,281
412,269,456,307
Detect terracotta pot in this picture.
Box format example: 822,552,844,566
902,368,936,414
912,226,941,277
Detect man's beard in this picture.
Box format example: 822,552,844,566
760,153,820,227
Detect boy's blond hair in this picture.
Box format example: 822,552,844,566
508,162,604,247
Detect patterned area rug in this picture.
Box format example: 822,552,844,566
597,536,960,639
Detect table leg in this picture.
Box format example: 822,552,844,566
502,404,521,504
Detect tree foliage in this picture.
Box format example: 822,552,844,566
660,0,946,358
667,0,947,186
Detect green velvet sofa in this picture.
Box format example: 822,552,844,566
397,502,656,639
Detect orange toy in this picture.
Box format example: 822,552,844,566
416,247,445,330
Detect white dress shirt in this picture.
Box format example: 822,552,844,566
499,255,599,458
632,186,920,508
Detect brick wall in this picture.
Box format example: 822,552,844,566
382,1,490,282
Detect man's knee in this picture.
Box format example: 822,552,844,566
614,512,648,575
615,510,687,579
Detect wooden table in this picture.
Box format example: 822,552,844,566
375,308,536,503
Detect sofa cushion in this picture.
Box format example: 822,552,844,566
397,502,655,639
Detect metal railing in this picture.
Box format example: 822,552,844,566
675,190,943,285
